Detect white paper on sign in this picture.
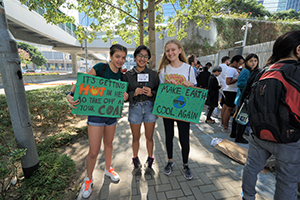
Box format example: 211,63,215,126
137,74,149,82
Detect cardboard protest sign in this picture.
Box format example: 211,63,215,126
212,138,268,174
72,73,128,118
152,83,208,123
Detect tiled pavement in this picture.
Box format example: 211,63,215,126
62,103,276,200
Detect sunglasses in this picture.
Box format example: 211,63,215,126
173,100,185,106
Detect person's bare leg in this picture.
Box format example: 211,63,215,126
86,125,104,180
221,104,227,125
223,106,234,129
130,123,142,158
103,124,117,170
144,122,155,157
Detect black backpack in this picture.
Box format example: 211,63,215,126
248,61,300,143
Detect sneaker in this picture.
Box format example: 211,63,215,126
183,164,193,180
82,177,93,199
132,157,142,169
105,167,120,182
205,119,215,124
145,156,154,169
163,161,174,175
221,127,231,133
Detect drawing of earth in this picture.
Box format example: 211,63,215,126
173,96,186,108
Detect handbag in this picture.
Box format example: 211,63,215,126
235,99,249,125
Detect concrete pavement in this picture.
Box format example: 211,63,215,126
61,104,276,200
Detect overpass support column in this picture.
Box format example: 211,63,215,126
71,53,78,75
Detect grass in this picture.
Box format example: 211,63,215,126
0,85,87,200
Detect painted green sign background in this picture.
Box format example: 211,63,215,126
152,83,208,123
72,73,128,118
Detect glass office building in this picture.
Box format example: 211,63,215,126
262,0,288,12
286,0,300,12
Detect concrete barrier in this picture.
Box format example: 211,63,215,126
0,74,77,87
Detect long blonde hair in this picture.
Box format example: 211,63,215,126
158,39,187,74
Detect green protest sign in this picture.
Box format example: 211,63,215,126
72,73,128,118
152,83,208,123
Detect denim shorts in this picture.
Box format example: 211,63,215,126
87,116,117,127
128,100,158,124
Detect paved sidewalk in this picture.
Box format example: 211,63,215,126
62,103,276,200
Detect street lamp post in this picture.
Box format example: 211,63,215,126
241,21,252,47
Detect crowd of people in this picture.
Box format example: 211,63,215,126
66,30,300,199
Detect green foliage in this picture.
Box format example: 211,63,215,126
214,17,300,50
0,126,26,199
18,49,32,65
22,73,60,76
26,85,71,126
269,9,300,21
19,0,218,44
0,85,85,199
17,42,47,67
218,0,270,17
182,16,300,57
16,149,76,199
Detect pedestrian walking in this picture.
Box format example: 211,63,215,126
66,44,129,199
122,45,160,174
158,39,197,180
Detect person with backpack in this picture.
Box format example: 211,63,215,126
66,44,129,198
242,30,300,200
158,39,197,180
122,45,160,174
196,62,212,89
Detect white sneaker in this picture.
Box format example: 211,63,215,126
82,177,93,199
105,167,120,182
221,127,231,133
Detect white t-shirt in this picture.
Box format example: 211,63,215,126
223,66,239,92
159,63,197,85
217,63,228,91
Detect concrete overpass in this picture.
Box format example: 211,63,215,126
4,0,137,72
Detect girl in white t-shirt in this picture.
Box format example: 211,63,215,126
158,39,196,180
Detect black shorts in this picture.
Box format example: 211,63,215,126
223,91,237,108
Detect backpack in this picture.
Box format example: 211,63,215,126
248,61,300,143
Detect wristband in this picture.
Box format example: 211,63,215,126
66,91,74,96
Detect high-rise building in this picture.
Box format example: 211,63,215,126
262,0,288,12
286,0,300,12
258,0,300,12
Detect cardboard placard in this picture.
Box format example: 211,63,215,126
71,73,128,118
214,139,268,174
152,83,208,123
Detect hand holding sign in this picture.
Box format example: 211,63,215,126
153,83,208,123
72,73,128,118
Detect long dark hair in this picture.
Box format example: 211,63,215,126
266,30,300,66
244,53,259,71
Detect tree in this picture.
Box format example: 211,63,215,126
18,48,31,68
219,0,270,17
20,0,218,68
17,42,47,67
